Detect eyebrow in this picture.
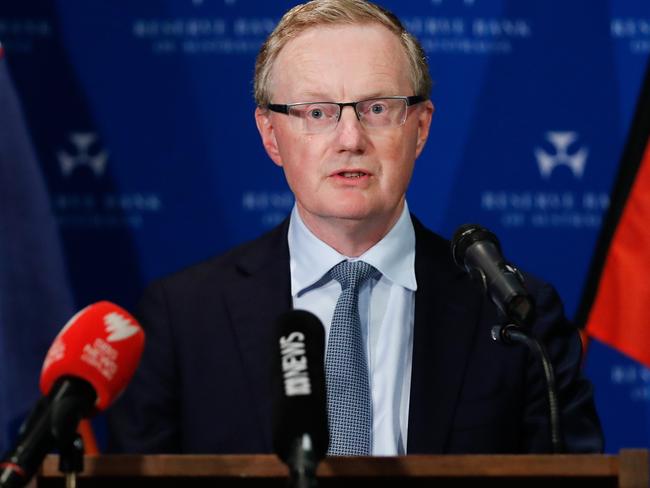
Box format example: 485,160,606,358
290,91,333,102
289,91,401,102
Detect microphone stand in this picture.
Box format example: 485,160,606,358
286,434,318,488
57,434,84,488
451,225,564,453
50,379,95,488
492,324,564,453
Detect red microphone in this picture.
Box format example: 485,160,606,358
0,302,145,488
40,301,145,411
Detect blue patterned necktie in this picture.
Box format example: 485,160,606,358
326,260,377,455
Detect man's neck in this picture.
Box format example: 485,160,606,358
296,202,405,257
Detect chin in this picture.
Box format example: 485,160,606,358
326,206,388,223
321,202,370,218
301,197,400,225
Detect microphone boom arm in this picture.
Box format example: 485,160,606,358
492,324,564,453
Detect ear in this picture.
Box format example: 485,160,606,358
255,107,284,167
414,100,434,159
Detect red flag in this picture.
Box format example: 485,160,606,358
578,61,650,367
586,140,650,366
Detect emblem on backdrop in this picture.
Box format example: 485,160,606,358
534,131,588,179
52,131,162,229
57,132,109,178
479,130,606,229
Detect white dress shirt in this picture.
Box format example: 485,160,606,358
288,203,416,455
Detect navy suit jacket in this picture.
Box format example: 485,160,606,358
109,217,603,454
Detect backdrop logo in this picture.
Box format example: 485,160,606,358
57,132,109,178
534,131,588,179
479,131,607,229
52,131,163,229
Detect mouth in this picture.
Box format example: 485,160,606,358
338,171,368,178
331,169,371,179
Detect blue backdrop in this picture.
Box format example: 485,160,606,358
1,0,649,453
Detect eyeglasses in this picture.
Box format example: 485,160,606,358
266,95,426,134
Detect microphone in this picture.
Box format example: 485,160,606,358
272,310,328,488
451,224,535,327
0,301,145,488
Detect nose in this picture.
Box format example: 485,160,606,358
334,105,367,152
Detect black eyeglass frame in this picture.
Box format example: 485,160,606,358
266,95,427,121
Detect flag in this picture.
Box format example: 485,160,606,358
0,42,75,453
577,60,650,367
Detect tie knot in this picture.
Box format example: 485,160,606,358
330,260,377,291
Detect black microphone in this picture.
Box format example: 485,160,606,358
451,224,535,327
0,379,96,488
272,310,328,488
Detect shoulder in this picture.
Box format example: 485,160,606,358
411,213,558,299
410,214,568,332
151,219,289,292
137,219,290,317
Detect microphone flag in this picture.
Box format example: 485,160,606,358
0,43,75,454
577,61,650,368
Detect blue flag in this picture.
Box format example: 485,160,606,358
0,43,74,454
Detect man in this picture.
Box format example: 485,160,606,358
109,0,603,455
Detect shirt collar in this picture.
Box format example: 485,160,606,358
288,203,417,297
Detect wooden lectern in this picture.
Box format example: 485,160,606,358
37,450,649,487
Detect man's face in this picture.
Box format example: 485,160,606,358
256,23,433,235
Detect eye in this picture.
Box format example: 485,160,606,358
370,103,385,114
309,108,324,119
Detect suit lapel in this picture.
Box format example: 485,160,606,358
407,219,483,453
219,217,483,453
222,220,292,451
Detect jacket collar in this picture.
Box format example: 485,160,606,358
222,216,483,454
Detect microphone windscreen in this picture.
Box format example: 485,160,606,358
451,223,501,269
39,301,145,411
272,310,328,462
